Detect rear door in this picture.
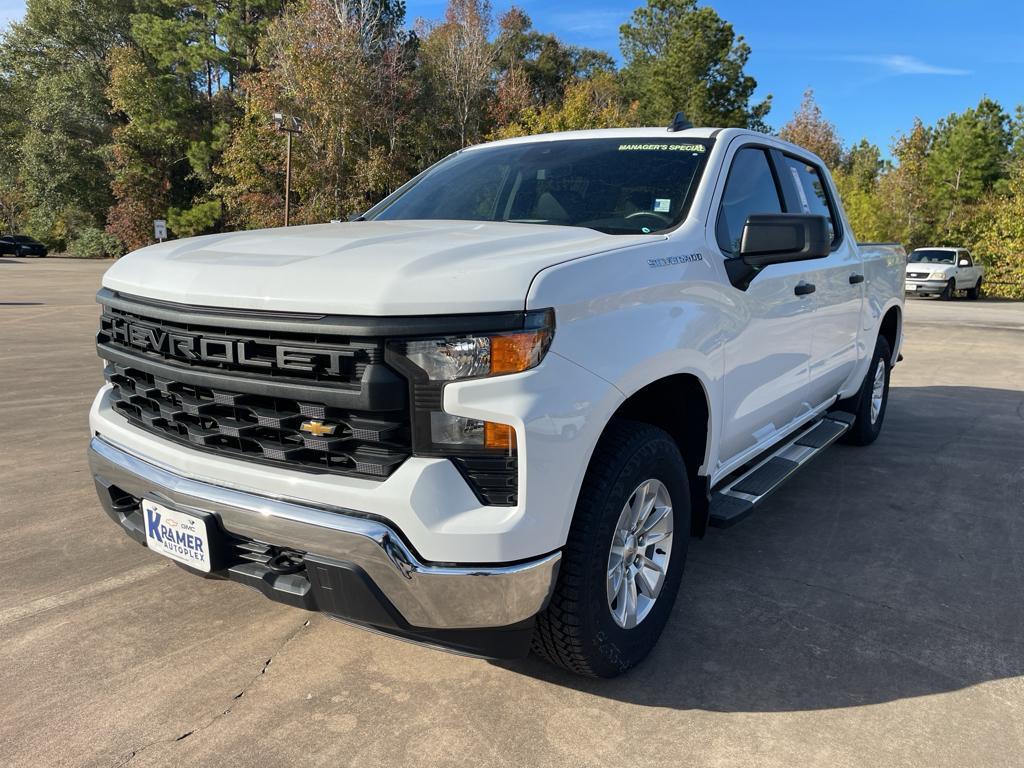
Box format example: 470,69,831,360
710,143,815,466
779,153,865,407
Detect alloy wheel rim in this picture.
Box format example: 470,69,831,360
870,358,886,424
606,478,674,629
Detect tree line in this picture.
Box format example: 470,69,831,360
0,0,1021,297
780,91,1024,297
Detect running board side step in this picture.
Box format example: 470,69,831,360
708,412,854,528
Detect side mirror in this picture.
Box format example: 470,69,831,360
958,259,970,267
725,214,831,290
739,214,832,266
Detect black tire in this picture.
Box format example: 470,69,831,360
532,419,690,677
843,335,892,446
940,278,956,300
966,279,981,300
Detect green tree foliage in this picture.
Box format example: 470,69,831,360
493,8,613,111
877,119,934,247
926,97,1011,236
973,160,1024,298
619,0,770,129
491,72,640,139
68,226,123,258
0,0,135,246
218,0,416,227
0,73,28,233
107,0,289,248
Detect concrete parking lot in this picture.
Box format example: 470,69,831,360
2,257,1022,767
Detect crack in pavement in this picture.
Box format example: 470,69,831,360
111,618,311,767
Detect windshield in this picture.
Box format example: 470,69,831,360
368,138,712,235
909,249,956,264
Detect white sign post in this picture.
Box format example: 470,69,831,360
154,219,167,243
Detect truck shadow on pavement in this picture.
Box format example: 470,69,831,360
497,385,1024,711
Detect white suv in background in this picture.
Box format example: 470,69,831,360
905,247,984,299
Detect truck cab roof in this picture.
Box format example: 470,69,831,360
465,126,774,150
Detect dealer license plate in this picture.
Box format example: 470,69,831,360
142,499,212,572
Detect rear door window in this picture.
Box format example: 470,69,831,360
782,156,840,247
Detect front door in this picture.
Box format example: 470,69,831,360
711,144,815,468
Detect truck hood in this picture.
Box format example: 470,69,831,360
102,220,657,315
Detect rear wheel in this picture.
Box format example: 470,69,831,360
843,335,892,446
940,278,956,300
966,278,982,300
532,419,689,677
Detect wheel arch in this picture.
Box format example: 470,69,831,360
879,304,901,364
603,373,714,538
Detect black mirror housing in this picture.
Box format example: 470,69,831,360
739,214,832,267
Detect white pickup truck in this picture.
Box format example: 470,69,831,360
905,247,984,299
88,126,904,677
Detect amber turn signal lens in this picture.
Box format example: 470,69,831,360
490,330,550,375
484,421,517,450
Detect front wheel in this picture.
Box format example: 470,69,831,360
940,279,956,300
532,419,689,677
843,335,892,446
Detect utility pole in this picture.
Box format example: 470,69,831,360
272,112,303,227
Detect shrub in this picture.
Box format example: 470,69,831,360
67,227,123,259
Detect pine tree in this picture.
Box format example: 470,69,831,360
619,0,770,129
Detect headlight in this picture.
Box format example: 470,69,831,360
399,325,553,381
929,271,948,280
387,309,554,456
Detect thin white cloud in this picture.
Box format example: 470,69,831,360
846,53,970,76
549,11,625,34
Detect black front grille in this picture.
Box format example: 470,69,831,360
98,305,379,387
97,293,413,480
107,362,410,477
907,271,930,279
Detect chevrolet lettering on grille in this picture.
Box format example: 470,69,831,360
104,315,352,376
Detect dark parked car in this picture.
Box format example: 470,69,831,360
0,235,48,257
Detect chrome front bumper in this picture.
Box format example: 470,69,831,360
905,279,947,293
88,437,560,631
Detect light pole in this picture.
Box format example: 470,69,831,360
272,112,303,227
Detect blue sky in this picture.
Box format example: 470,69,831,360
3,0,1021,153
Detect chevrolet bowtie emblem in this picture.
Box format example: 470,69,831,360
300,420,336,437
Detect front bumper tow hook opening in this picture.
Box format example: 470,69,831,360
267,551,305,574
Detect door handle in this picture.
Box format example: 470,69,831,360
794,282,816,296
849,273,865,285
